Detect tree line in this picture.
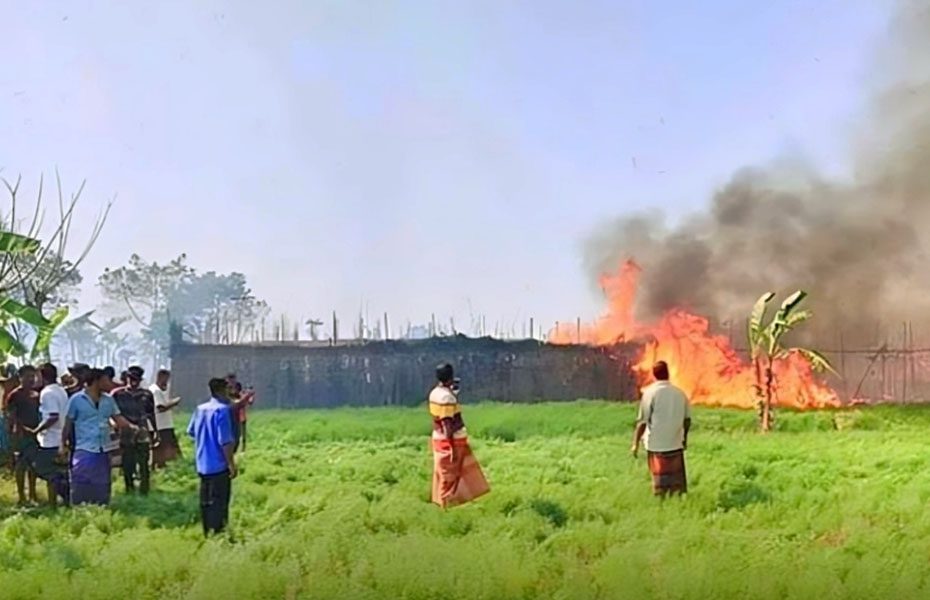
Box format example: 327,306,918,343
0,173,269,371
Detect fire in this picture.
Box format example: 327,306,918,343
551,260,839,408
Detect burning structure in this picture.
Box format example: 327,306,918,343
550,261,839,411
169,3,930,412
554,1,930,409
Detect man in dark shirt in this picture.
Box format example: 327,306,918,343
6,365,41,505
113,366,157,495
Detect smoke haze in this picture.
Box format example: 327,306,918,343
583,0,930,346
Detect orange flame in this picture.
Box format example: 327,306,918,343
550,260,839,408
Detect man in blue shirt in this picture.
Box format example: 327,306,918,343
188,378,238,536
60,368,137,506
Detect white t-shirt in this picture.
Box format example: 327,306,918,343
150,384,175,430
637,380,691,452
37,383,68,449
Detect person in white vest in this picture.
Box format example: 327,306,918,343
150,369,182,469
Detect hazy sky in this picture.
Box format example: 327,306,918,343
0,1,893,336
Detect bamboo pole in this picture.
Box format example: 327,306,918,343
902,321,909,404
909,322,915,401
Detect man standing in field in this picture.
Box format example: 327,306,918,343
113,366,158,495
428,362,490,508
225,373,255,454
150,369,182,469
32,363,70,507
7,365,42,505
61,368,138,506
631,361,692,497
188,378,238,536
0,364,20,473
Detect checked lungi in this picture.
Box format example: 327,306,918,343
647,449,687,496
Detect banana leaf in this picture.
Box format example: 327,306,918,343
782,309,812,330
796,347,838,376
0,297,51,329
0,328,26,357
32,306,69,359
0,231,40,255
748,292,775,356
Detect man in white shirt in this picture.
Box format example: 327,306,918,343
150,369,182,469
32,363,70,507
631,361,692,496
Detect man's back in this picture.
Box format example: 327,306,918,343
638,381,691,452
188,398,233,476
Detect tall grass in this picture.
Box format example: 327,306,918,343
1,401,929,599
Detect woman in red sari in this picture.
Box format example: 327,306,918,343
429,363,489,508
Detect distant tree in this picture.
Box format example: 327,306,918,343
57,311,132,366
99,255,269,366
748,291,835,432
98,253,194,367
167,271,269,344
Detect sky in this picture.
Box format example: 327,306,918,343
0,0,894,337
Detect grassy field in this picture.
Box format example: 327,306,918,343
1,402,930,599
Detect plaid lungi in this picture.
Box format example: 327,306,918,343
647,449,687,496
431,437,490,508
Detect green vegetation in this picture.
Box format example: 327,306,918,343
1,402,929,599
748,290,834,431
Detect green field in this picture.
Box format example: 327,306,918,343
1,402,929,599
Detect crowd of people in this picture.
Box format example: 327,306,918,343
0,362,254,535
0,356,686,537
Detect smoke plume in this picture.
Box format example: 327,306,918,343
584,1,930,346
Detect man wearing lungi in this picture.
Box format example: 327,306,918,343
60,369,138,506
428,362,490,508
631,361,692,497
113,366,158,495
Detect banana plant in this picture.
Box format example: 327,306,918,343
0,231,68,361
747,290,835,432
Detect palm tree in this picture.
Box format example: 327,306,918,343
748,290,835,432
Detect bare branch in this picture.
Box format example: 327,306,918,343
0,172,111,316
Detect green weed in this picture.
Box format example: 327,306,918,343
0,401,927,598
